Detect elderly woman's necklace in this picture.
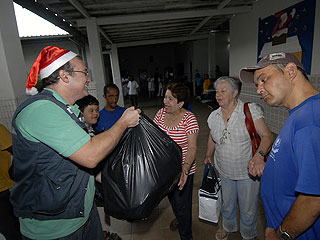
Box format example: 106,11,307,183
222,100,237,123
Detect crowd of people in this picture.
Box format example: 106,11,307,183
1,46,319,240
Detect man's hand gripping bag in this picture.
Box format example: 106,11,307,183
101,112,182,220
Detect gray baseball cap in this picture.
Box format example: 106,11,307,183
239,52,305,83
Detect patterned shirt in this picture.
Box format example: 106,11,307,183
154,108,199,174
207,99,263,180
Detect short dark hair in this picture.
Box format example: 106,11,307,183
103,83,119,96
41,56,82,89
273,63,309,81
166,83,190,109
75,95,99,112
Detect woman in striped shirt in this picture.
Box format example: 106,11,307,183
154,83,199,240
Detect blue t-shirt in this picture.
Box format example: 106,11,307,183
96,105,126,131
196,77,203,86
261,94,320,240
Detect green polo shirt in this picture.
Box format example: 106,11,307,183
16,88,94,239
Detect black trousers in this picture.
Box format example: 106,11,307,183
168,174,194,240
129,94,138,106
0,189,21,240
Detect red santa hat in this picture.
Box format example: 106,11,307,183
26,46,77,95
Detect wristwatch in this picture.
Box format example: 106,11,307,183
258,150,266,157
279,225,293,240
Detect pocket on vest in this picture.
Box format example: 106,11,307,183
33,161,78,215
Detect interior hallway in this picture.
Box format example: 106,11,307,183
97,96,267,240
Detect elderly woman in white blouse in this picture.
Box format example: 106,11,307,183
204,77,273,240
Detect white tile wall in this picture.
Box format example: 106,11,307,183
0,98,21,131
240,74,320,134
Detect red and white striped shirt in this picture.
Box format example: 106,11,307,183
153,108,199,174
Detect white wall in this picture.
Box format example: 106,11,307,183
22,40,80,72
229,0,320,133
193,39,208,77
209,33,229,77
230,0,320,76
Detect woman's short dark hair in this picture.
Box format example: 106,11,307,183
75,95,99,112
166,83,190,109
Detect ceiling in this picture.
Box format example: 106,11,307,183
14,0,256,50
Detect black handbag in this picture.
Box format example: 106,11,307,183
198,163,221,223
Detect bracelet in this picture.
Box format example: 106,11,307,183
258,150,266,157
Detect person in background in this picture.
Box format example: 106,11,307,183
147,74,155,98
204,77,273,240
240,52,320,240
153,83,199,240
10,46,140,240
96,84,126,132
0,124,21,240
215,65,222,79
121,75,129,99
195,72,203,100
127,75,139,106
76,95,100,136
202,74,212,100
157,75,164,97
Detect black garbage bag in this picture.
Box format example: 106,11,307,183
101,112,182,220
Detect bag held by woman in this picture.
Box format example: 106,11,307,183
198,163,221,223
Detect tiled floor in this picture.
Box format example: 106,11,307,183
98,96,267,240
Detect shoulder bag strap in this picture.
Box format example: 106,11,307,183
244,102,261,155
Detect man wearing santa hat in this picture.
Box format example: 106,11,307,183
10,46,140,239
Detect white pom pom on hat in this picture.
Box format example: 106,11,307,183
26,46,77,95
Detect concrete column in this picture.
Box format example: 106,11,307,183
86,18,106,107
0,0,27,101
208,34,216,79
110,44,124,106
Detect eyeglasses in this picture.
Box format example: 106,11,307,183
72,70,90,78
219,127,230,145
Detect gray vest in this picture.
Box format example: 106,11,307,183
10,90,91,220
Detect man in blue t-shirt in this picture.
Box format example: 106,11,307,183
96,84,126,131
240,52,320,240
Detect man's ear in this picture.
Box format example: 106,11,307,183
285,63,298,81
59,70,69,83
